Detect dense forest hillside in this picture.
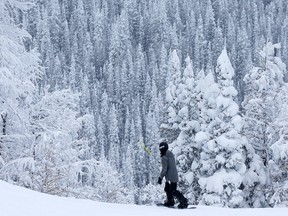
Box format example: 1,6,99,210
0,0,288,208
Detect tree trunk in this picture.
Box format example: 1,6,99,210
0,112,7,156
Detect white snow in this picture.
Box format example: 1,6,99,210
1,180,288,216
217,48,235,80
270,137,288,162
184,172,194,184
195,131,209,142
259,42,280,59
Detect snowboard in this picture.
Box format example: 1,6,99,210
156,203,196,209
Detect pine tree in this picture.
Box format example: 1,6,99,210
269,86,288,206
161,50,182,142
198,48,247,207
226,13,236,64
174,55,201,204
281,14,288,68
203,0,216,43
242,42,286,170
145,80,161,183
94,115,106,160
243,42,287,206
108,104,120,171
131,97,147,203
250,0,262,65
122,122,136,201
181,8,196,61
149,0,169,50
127,0,143,46
133,43,146,98
99,90,110,156
194,14,205,72
212,24,224,73
235,25,252,104
157,43,168,93
126,117,137,202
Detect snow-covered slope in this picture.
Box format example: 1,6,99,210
0,180,287,216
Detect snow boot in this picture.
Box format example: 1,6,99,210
177,198,188,209
173,191,188,209
163,198,175,207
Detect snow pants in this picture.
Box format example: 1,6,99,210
164,182,187,204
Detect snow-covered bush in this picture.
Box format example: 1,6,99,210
68,159,133,204
139,183,165,205
30,89,91,194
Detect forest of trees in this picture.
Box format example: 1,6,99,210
1,0,288,208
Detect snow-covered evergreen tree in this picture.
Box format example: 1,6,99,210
170,55,200,203
242,42,286,173
107,104,120,171
198,48,247,207
145,81,160,184
269,85,288,206
160,50,182,142
252,42,288,206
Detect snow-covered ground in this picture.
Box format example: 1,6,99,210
0,180,287,216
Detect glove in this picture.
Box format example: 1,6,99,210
157,177,162,185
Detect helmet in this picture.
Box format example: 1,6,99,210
159,142,168,156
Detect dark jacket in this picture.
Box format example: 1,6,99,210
160,150,179,182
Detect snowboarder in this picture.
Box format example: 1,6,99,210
157,142,188,209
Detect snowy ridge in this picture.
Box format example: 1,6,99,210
0,180,287,216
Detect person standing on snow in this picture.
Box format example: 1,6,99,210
157,142,188,209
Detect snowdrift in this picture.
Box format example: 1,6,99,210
0,180,287,216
